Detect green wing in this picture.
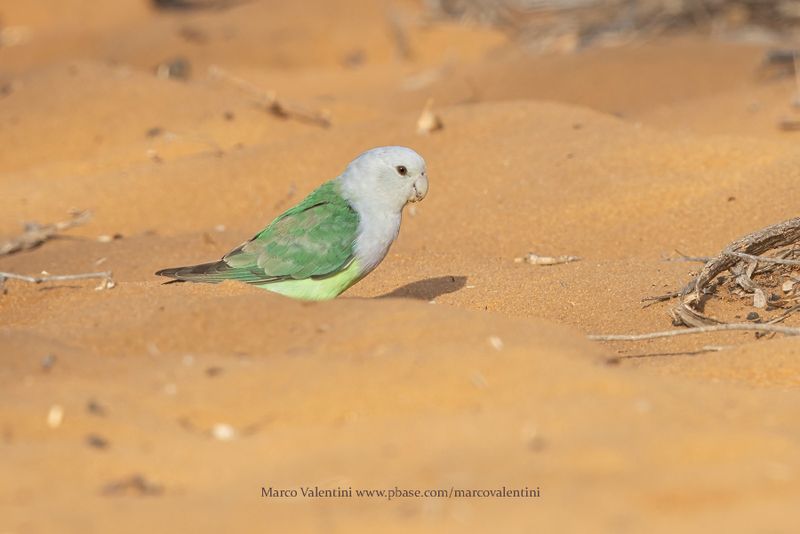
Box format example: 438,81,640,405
157,181,360,284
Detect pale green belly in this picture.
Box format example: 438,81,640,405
255,259,363,301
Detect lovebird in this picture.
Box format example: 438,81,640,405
155,146,428,300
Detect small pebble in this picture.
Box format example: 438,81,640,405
470,371,488,389
97,233,123,243
488,336,504,351
47,405,64,428
416,98,443,135
86,434,109,449
205,366,223,377
155,57,191,80
520,422,546,452
746,312,760,321
86,399,107,416
211,423,236,441
146,149,163,163
41,354,57,372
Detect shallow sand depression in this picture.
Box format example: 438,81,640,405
2,0,800,532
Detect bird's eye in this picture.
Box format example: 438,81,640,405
396,165,408,176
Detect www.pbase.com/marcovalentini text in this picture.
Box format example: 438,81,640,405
261,486,541,500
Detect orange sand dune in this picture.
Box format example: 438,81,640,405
2,0,800,532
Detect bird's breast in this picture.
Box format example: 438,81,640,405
353,211,402,274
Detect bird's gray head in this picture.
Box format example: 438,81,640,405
338,146,428,214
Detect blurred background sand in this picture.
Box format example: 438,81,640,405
2,0,800,531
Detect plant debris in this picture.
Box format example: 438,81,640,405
417,98,444,135
101,474,163,497
46,405,64,429
208,65,331,127
427,1,800,53
0,210,91,256
648,217,800,328
151,0,247,11
86,399,107,416
41,354,57,372
758,48,798,79
778,117,800,131
0,271,115,293
156,57,191,80
515,252,581,265
590,322,800,341
86,434,110,450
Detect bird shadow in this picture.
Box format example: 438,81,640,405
378,275,467,301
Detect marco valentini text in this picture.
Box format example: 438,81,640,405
261,486,541,500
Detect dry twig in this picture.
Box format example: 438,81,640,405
589,323,800,341
664,250,713,263
0,271,115,292
386,8,411,60
101,474,163,497
0,210,91,256
729,251,800,266
208,65,330,128
152,0,250,10
515,252,581,265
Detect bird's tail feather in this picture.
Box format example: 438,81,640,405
155,262,228,283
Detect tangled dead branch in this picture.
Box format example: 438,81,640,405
594,218,800,345
428,1,800,53
654,217,800,327
689,218,800,303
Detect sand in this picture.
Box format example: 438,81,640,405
2,0,800,531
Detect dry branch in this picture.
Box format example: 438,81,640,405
0,271,115,292
208,65,331,128
729,251,800,266
664,250,713,263
0,210,91,256
428,1,800,53
386,8,411,60
646,216,800,329
589,323,800,341
688,217,800,306
152,0,248,10
638,217,800,335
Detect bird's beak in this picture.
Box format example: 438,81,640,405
410,174,428,203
